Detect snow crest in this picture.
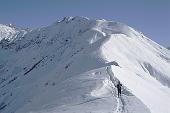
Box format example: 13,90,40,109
0,17,170,113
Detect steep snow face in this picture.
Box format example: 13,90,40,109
99,23,170,113
0,17,170,113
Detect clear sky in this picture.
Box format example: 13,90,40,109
0,0,169,47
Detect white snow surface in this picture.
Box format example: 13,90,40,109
0,24,19,42
0,17,170,113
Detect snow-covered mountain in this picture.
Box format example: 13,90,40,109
167,47,170,50
0,17,170,113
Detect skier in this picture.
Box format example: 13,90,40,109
116,81,122,98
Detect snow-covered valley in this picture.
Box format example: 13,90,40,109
0,17,170,113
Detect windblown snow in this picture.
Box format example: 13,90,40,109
0,17,170,113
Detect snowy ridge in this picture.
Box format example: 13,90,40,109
0,17,170,113
0,24,19,41
0,24,27,50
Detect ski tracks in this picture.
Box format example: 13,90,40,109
106,66,125,113
115,97,122,113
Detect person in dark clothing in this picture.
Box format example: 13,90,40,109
116,81,122,98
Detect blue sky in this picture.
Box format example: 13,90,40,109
0,0,169,47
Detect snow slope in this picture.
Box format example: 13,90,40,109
0,17,170,113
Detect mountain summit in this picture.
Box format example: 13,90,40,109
0,17,170,113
